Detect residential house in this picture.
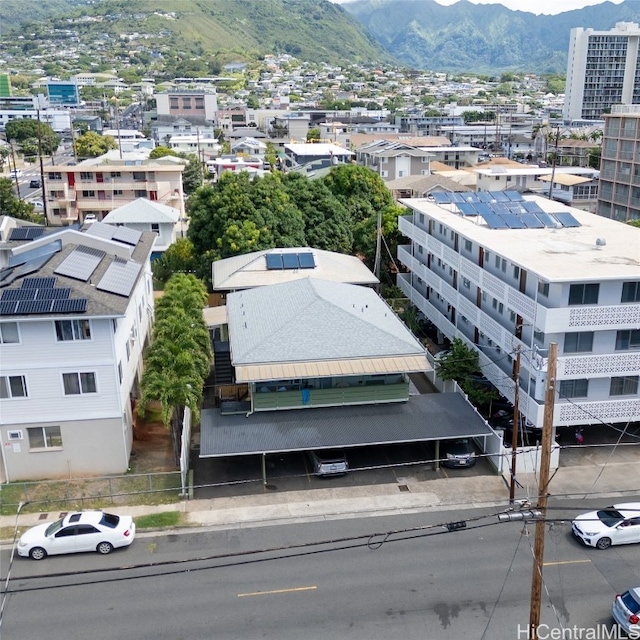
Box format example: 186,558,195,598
42,149,186,226
102,198,182,258
396,191,640,437
283,143,354,169
198,277,493,464
231,137,267,159
0,222,156,481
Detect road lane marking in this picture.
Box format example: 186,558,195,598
238,586,317,598
543,560,591,566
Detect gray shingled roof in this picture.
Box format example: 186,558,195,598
227,277,425,365
199,393,493,456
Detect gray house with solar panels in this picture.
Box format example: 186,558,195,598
397,191,640,435
0,220,155,482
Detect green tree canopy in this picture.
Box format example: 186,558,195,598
75,131,118,159
150,147,201,194
0,178,43,222
5,119,60,156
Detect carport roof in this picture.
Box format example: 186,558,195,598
199,393,494,457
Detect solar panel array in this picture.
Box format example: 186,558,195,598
431,191,581,229
96,258,142,297
265,252,316,270
0,277,87,316
54,246,106,281
85,222,142,246
9,227,46,241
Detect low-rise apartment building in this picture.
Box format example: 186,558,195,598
0,222,156,481
43,150,186,225
396,192,640,434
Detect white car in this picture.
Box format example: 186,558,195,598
572,502,640,550
612,587,640,638
9,169,23,178
18,510,135,560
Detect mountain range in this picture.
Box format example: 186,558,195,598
1,0,639,74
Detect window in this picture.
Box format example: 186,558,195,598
564,332,594,353
55,319,91,341
126,340,131,361
110,172,121,178
616,329,640,350
0,375,27,398
135,190,147,198
621,281,640,303
538,281,549,297
81,190,95,198
464,240,472,252
80,172,93,180
559,379,589,399
462,277,470,289
569,283,599,305
132,171,146,181
28,426,62,449
513,266,520,279
610,376,639,396
118,362,123,383
534,329,545,343
151,223,160,233
0,322,19,343
48,172,62,180
63,372,97,395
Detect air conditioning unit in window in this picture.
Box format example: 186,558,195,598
8,430,23,441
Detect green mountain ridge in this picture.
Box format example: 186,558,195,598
1,0,639,74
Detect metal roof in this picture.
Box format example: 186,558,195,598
199,393,494,457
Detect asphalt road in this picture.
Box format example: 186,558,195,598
2,501,638,640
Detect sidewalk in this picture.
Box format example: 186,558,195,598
2,457,638,537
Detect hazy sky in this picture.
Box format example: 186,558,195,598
331,0,625,16
431,0,624,14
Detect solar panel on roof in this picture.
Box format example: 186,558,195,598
113,226,142,246
553,212,581,228
491,191,510,202
16,299,53,315
44,288,71,300
477,192,494,203
54,246,105,282
490,203,510,215
534,212,561,228
282,253,299,269
506,202,526,214
432,192,451,204
474,202,495,217
500,213,526,229
480,213,510,229
52,298,87,313
9,227,45,241
523,201,544,214
96,259,142,297
457,202,478,216
23,277,55,289
1,288,35,301
449,192,466,203
504,191,524,201
85,223,115,240
520,213,545,229
0,301,18,315
297,252,315,269
265,253,284,270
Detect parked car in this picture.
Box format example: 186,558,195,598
612,587,640,637
31,200,44,211
440,438,476,468
17,510,135,560
29,179,41,188
572,503,640,550
9,169,22,178
83,213,97,223
307,449,348,476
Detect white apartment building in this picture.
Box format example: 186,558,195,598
598,104,640,223
396,192,640,433
564,22,640,122
0,222,156,481
43,150,186,226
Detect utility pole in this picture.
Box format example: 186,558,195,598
528,342,558,639
9,139,21,202
508,347,521,503
36,109,48,226
373,207,382,292
547,127,560,201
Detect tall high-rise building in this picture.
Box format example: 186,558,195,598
564,22,640,122
598,104,640,222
